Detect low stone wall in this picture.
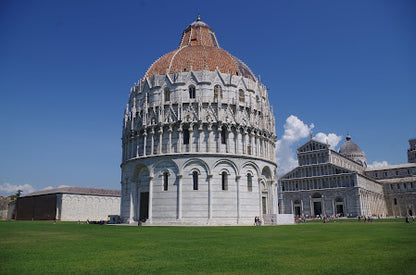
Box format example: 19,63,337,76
0,210,8,220
264,214,294,225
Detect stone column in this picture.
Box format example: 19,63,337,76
207,123,212,152
168,125,172,153
178,125,183,153
301,199,304,215
143,129,147,156
189,123,194,153
236,127,241,154
236,175,241,223
150,127,155,155
208,174,213,220
177,174,183,220
127,181,134,224
309,196,313,217
217,125,222,153
249,132,254,155
290,199,294,215
148,175,153,224
243,129,248,154
258,180,263,217
136,133,140,157
158,126,163,154
198,123,203,152
226,126,230,153
264,138,268,159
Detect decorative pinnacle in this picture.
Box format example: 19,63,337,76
197,14,201,21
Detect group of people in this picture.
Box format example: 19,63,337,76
357,216,376,222
254,216,263,226
405,215,415,223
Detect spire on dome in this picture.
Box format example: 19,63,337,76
346,134,351,141
197,14,201,21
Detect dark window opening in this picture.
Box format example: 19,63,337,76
394,198,397,205
183,128,190,144
164,88,170,102
163,172,168,191
189,85,196,99
247,174,252,192
221,127,227,144
193,171,198,190
222,172,228,191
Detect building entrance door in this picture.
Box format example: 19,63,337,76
140,192,149,220
313,201,322,216
262,197,267,214
294,206,301,216
336,205,344,216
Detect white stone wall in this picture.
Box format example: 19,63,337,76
59,194,120,221
121,155,277,225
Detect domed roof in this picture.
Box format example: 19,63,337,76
144,16,257,81
339,134,365,156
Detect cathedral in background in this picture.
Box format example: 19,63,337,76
279,136,416,218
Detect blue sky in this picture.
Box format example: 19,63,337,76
1,0,415,196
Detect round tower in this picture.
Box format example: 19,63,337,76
120,17,278,225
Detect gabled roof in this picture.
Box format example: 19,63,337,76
24,187,120,197
297,139,330,154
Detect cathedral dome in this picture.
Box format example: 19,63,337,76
144,17,257,81
339,134,367,167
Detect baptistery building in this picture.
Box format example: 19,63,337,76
120,17,279,225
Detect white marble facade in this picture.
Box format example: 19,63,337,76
279,138,387,217
279,137,416,218
120,18,278,225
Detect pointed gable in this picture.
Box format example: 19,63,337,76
297,139,329,153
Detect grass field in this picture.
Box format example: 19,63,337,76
1,220,415,274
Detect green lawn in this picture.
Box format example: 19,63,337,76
1,221,415,274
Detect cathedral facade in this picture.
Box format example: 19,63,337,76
120,18,279,225
279,136,416,218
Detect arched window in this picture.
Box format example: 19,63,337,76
214,85,222,100
222,171,228,191
183,128,190,144
164,87,170,102
163,172,169,191
247,174,252,192
394,198,397,205
193,171,198,190
189,85,196,99
238,89,245,103
221,126,227,144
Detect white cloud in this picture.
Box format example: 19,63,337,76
314,132,343,150
368,161,390,169
276,115,314,176
0,182,35,197
281,115,314,142
276,115,343,177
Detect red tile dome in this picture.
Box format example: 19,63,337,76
144,17,257,81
